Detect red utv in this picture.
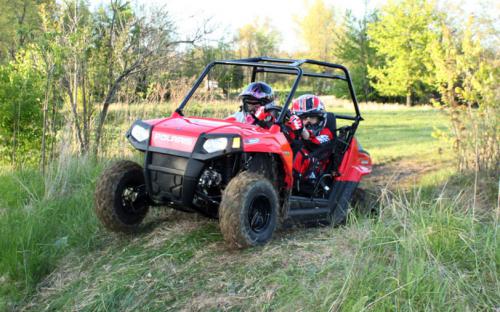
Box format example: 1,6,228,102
94,57,372,248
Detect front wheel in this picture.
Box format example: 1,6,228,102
94,160,150,233
219,172,279,249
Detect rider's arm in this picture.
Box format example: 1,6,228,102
304,128,334,145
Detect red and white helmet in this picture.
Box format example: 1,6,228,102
291,94,325,117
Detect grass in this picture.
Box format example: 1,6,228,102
0,156,104,307
15,187,499,311
356,108,449,163
0,103,498,311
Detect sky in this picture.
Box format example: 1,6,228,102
89,0,384,51
160,0,385,51
89,0,497,52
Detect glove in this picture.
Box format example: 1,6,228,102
301,128,311,140
254,106,268,121
289,115,303,130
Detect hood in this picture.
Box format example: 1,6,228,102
149,116,264,152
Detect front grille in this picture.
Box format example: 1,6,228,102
151,153,188,171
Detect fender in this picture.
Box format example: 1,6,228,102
242,125,294,189
335,137,372,182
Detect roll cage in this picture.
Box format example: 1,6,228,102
175,56,362,126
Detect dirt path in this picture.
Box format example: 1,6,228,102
364,158,443,189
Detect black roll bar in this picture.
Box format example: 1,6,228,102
175,57,362,124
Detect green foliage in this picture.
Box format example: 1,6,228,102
0,0,55,63
431,16,499,173
175,43,244,94
236,18,281,58
91,0,136,99
333,11,380,101
0,53,44,165
297,0,338,61
367,0,438,105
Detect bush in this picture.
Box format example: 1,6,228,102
0,54,45,166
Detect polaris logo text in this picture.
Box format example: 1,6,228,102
153,133,194,146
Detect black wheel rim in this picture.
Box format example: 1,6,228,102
120,185,146,215
248,195,272,233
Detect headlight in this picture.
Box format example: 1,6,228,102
131,124,150,142
203,137,228,153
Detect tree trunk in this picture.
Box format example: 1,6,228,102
93,72,128,156
93,2,117,157
41,65,53,174
11,99,20,166
405,90,412,107
82,63,89,152
50,93,57,162
63,74,85,154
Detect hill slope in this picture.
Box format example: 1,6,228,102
1,107,498,311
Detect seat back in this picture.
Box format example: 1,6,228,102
324,112,337,137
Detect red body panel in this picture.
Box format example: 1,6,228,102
335,137,372,182
148,116,294,188
146,114,370,187
242,125,294,188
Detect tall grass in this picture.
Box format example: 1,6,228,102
15,178,499,311
0,154,104,307
323,188,499,311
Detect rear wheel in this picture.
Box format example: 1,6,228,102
328,183,358,226
94,160,150,233
351,187,378,216
219,172,278,248
330,203,349,226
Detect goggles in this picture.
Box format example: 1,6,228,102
242,97,265,106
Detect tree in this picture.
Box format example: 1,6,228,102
235,18,281,58
0,0,54,63
56,0,94,154
45,0,199,156
91,1,201,156
367,0,437,106
334,9,379,102
37,3,65,170
297,0,338,61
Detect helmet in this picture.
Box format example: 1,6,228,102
291,94,325,117
239,82,274,113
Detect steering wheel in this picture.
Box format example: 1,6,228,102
261,105,298,141
266,105,291,121
253,105,290,129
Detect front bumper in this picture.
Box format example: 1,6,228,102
145,151,204,206
141,134,243,208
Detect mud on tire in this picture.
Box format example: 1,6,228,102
219,171,279,249
94,160,149,233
